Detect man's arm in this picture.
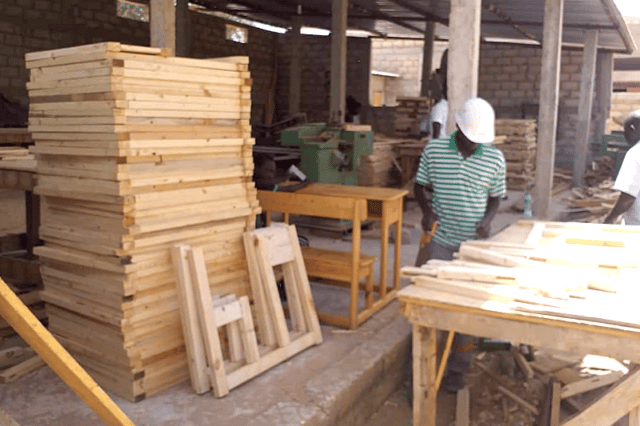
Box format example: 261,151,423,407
431,122,442,140
415,182,437,231
603,191,636,224
475,196,500,239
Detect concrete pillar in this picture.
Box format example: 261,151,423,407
289,17,303,116
175,0,190,57
150,0,176,53
573,30,599,186
593,51,614,146
533,0,564,219
446,0,482,134
330,0,348,126
420,21,436,97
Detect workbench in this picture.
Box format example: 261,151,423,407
257,183,407,329
398,221,640,426
0,160,38,256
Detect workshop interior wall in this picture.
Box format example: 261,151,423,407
0,0,278,125
276,35,372,124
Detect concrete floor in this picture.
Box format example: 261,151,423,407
0,191,534,426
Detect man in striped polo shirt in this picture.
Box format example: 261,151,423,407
414,97,506,392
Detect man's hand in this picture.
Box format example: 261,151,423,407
421,212,438,232
474,218,491,239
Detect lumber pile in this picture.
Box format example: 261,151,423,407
562,180,619,223
171,224,322,396
358,135,406,187
26,42,259,401
0,288,45,338
404,220,640,324
0,128,32,146
495,119,537,190
0,147,32,161
394,97,430,137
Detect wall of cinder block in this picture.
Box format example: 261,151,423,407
0,0,278,125
276,35,371,124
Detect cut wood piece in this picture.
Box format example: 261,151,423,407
0,355,45,383
511,347,535,379
553,367,583,385
561,370,624,399
170,245,210,394
455,386,470,426
496,384,539,415
187,247,229,397
0,346,36,369
237,296,260,364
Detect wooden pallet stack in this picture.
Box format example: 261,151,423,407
25,42,259,401
358,135,406,187
494,119,537,190
394,97,430,137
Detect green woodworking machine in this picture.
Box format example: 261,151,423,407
281,123,373,185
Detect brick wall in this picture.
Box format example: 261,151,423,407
478,43,595,169
608,92,640,132
370,39,448,103
276,35,371,123
0,0,278,124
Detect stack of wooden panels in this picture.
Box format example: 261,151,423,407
0,147,33,161
25,42,259,401
495,119,537,190
358,136,407,187
394,97,430,137
403,220,640,327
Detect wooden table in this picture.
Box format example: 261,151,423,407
0,160,39,256
398,221,640,426
257,183,407,329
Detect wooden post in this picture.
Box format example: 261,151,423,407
175,0,190,57
593,51,614,149
420,21,436,97
289,16,303,116
330,0,348,126
25,191,39,259
446,0,482,134
150,0,175,54
413,325,427,425
572,30,599,186
533,0,564,219
0,277,135,426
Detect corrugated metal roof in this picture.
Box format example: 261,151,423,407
199,0,635,53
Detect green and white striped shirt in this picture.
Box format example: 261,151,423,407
416,132,506,249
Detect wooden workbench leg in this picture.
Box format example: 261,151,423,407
379,206,389,299
425,327,438,426
413,325,427,426
630,406,640,426
25,191,40,259
393,210,403,291
349,208,362,329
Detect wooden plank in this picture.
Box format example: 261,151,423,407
562,367,640,426
170,245,210,394
0,356,45,383
238,296,260,364
561,371,624,399
512,347,535,379
455,386,470,426
630,406,640,426
187,247,228,397
0,346,36,369
497,384,539,415
254,235,291,348
0,277,135,425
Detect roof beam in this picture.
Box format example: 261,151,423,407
383,0,448,25
483,2,539,42
348,2,425,35
481,19,616,30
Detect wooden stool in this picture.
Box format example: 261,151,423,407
300,246,377,329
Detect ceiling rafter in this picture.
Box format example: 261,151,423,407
383,0,448,25
483,1,539,42
348,1,426,35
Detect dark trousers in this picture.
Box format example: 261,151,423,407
414,240,475,388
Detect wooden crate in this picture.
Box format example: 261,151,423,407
26,42,260,401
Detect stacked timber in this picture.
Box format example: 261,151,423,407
26,42,259,401
358,135,406,187
495,119,537,190
394,97,430,137
403,220,640,320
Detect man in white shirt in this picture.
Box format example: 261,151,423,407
604,110,640,225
